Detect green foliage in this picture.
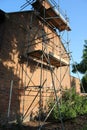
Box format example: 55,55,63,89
80,124,87,130
72,40,87,74
80,97,87,115
48,88,87,121
81,73,87,92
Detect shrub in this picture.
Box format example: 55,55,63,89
48,88,87,121
81,124,87,130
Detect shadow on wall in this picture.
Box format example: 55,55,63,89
0,12,24,123
0,11,51,123
0,62,21,124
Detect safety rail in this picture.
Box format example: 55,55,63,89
21,0,69,24
47,0,69,23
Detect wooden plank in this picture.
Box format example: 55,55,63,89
32,1,71,31
27,50,68,67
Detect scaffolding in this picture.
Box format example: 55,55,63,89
17,0,71,129
0,0,71,129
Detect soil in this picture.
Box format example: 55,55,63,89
0,115,87,130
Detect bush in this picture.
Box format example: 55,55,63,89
81,124,87,130
48,88,87,121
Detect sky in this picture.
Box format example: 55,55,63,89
0,0,87,78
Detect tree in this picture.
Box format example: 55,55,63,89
72,40,87,74
81,74,87,92
72,40,87,92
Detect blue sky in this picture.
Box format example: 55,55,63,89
0,0,87,78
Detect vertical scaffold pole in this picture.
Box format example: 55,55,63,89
7,80,13,121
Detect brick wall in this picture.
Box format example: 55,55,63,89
0,10,72,123
71,76,81,93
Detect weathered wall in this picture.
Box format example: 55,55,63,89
71,76,81,93
0,10,72,123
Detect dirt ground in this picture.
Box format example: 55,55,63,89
0,115,87,130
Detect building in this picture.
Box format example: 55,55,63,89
0,0,80,123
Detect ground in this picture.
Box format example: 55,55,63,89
0,115,87,130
